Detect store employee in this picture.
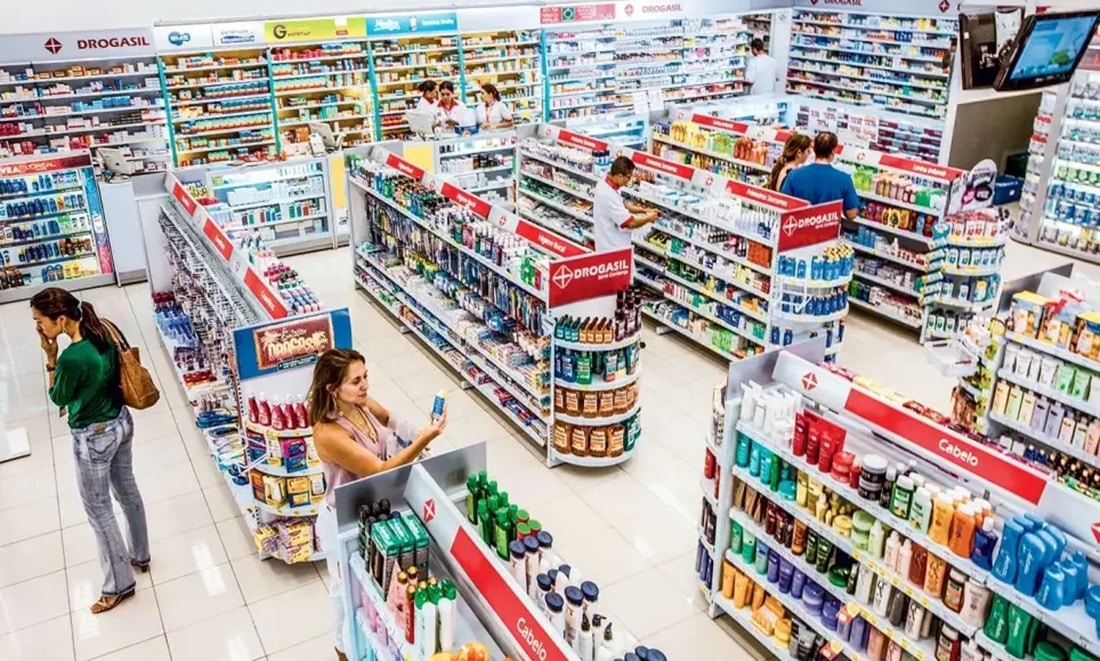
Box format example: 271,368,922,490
475,84,513,129
594,156,659,252
780,132,861,221
434,81,468,128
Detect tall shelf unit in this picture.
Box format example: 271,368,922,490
542,25,619,121
268,40,374,157
786,9,957,124
159,49,277,167
368,30,461,139
459,29,542,123
0,57,167,171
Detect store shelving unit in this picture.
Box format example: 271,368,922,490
564,113,648,150
1016,89,1059,244
368,30,461,139
459,29,542,123
542,26,618,121
150,175,336,563
743,12,773,48
175,157,338,256
667,110,1006,342
0,152,116,302
268,41,373,157
786,9,958,123
432,131,516,208
703,342,1100,661
792,97,948,163
514,123,850,363
0,57,167,172
347,145,644,468
159,49,277,167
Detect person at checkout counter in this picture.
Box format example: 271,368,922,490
434,81,469,129
416,80,438,114
475,83,513,129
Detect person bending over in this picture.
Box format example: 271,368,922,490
31,287,149,614
309,349,446,661
780,131,861,220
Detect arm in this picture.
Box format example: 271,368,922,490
48,352,80,409
314,410,446,477
622,211,659,229
365,396,391,427
494,103,514,128
745,58,758,84
843,178,861,221
624,199,651,214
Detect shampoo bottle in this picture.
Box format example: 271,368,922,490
868,520,886,559
909,486,932,533
970,519,998,571
929,494,955,547
1013,532,1048,597
992,517,1024,584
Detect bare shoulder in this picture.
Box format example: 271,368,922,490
312,421,343,443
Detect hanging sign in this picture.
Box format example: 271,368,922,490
263,17,367,44
212,21,265,48
0,154,91,176
540,3,618,25
0,28,155,63
614,0,718,21
548,248,633,307
366,13,459,37
456,6,542,32
233,309,352,380
153,24,215,52
776,201,843,252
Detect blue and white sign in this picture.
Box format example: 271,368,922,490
213,21,266,48
153,24,215,52
367,12,460,36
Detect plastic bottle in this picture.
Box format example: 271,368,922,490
970,518,999,571
438,581,456,652
992,517,1024,583
423,585,440,656
909,486,932,532
868,520,886,559
884,532,901,571
949,503,977,558
929,494,955,546
577,614,594,661
897,540,913,579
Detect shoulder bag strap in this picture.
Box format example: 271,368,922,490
101,319,130,351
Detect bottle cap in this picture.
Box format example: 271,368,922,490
442,581,456,600
545,592,564,613
509,540,526,559
537,530,553,549
536,573,553,591
982,518,994,533
523,536,540,553
564,585,584,606
581,580,599,602
559,564,572,578
896,475,914,491
635,647,651,660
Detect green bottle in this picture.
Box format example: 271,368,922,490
466,475,479,524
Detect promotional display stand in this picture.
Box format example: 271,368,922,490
147,174,337,563
331,444,661,661
664,110,1009,343
0,152,116,302
701,341,1100,661
347,145,645,468
516,123,850,363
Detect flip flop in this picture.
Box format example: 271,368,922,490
90,587,136,614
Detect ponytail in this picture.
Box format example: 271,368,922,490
29,287,112,353
767,156,790,191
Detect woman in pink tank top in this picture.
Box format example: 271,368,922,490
307,349,447,661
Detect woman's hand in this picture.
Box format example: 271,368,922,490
39,330,58,365
421,407,448,442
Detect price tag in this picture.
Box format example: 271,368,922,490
851,549,862,561
903,585,915,599
862,610,879,627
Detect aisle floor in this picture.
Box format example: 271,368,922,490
0,237,1090,660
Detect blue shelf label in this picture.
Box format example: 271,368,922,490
367,12,459,36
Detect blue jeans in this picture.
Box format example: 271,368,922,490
71,408,149,596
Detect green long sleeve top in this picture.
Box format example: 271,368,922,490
49,339,122,430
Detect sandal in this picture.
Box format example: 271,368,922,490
131,559,151,573
335,649,348,661
90,587,135,614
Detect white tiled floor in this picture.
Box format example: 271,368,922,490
0,236,1091,660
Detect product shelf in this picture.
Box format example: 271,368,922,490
553,369,640,392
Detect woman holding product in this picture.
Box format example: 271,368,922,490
475,83,514,129
30,287,149,615
435,81,469,129
309,348,448,661
766,133,812,192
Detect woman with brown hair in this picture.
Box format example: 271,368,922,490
30,287,149,614
308,348,446,660
767,133,812,192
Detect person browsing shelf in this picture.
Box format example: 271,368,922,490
434,81,468,128
594,156,659,253
475,83,513,129
31,288,150,615
767,133,812,192
309,349,446,661
416,80,438,114
780,131,861,221
746,38,780,95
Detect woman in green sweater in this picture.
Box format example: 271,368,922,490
31,288,149,614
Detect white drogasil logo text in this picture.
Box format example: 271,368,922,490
781,211,839,237
516,617,547,660
552,258,630,291
939,439,980,467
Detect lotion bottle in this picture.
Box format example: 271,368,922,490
577,614,594,661
438,581,456,652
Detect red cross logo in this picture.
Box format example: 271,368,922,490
422,499,436,523
939,0,950,12
705,175,714,187
44,38,62,54
802,372,819,391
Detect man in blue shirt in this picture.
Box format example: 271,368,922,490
780,132,861,221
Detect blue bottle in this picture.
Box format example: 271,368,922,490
993,517,1025,584
1014,532,1049,597
971,518,999,571
1036,562,1065,610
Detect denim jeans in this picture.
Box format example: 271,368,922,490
71,407,149,596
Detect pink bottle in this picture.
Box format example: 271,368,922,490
247,391,260,424
257,393,272,427
294,397,309,429
271,401,285,431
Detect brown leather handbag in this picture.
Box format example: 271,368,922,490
103,319,161,410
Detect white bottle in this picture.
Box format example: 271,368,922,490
577,614,595,661
422,590,439,656
872,577,891,617
897,540,913,579
596,622,618,661
438,582,456,652
909,486,933,532
884,532,901,571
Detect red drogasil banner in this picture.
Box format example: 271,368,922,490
555,128,609,152
0,155,90,176
689,114,751,134
439,182,493,219
243,268,289,319
548,247,633,307
777,201,842,252
878,154,964,181
202,218,233,260
384,152,427,181
450,527,570,661
171,182,198,217
727,179,808,211
844,389,1048,504
630,151,693,180
514,219,587,258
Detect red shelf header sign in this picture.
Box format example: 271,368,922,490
726,179,809,212
542,125,609,153
438,181,494,220
777,201,843,253
548,247,633,307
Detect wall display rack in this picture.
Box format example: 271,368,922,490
460,28,543,123
542,25,619,122
514,123,851,364
148,174,337,563
429,130,517,208
347,144,647,469
0,152,116,302
703,341,1100,661
663,110,1008,343
174,156,341,256
786,9,958,124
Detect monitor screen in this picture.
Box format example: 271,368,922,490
996,11,1100,90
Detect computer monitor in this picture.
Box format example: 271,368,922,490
308,122,344,152
994,10,1100,91
406,110,436,138
97,147,136,181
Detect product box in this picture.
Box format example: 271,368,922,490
286,476,311,508
1044,302,1086,349
401,511,431,575
387,514,417,572
249,470,266,502
1074,312,1100,360
1009,292,1051,338
369,520,401,594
